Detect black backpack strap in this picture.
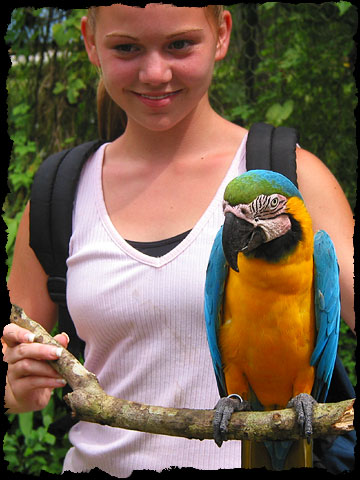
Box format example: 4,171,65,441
246,122,299,187
29,139,105,357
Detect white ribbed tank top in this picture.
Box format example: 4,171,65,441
63,135,247,477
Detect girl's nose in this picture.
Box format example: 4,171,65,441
139,51,172,85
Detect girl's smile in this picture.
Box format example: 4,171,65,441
130,89,183,109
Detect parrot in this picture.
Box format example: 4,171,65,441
204,169,340,470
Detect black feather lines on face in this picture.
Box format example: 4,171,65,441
243,214,303,263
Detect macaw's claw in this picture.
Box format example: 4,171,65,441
213,394,251,447
287,393,317,443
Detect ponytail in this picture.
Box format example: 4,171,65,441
97,77,127,141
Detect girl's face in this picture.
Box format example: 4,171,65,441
82,4,231,132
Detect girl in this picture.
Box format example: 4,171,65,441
3,5,354,476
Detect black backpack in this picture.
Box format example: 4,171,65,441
29,123,355,472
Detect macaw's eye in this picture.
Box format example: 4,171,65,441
270,197,279,209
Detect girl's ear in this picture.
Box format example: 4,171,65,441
81,16,101,68
215,10,232,62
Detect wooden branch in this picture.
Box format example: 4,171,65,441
10,305,354,442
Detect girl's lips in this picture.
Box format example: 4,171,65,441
132,90,182,107
135,90,181,99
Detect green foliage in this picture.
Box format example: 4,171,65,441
4,389,71,475
4,5,356,476
5,8,94,475
5,7,98,269
211,3,357,210
336,1,353,16
339,321,356,387
265,99,294,126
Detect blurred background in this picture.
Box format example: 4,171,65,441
4,4,357,475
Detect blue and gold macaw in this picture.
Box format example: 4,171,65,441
205,170,340,470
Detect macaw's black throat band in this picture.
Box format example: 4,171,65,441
222,212,303,269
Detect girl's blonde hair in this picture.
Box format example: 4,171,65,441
87,5,225,140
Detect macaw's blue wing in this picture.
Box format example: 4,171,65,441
310,230,340,402
204,226,228,398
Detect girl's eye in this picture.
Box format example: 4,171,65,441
114,44,139,54
168,40,192,51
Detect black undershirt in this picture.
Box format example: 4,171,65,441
126,230,192,257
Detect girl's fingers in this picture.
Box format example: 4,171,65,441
4,341,63,364
10,357,64,380
54,332,70,348
15,375,67,390
3,324,70,350
2,323,37,348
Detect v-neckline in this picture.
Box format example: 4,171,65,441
94,135,247,268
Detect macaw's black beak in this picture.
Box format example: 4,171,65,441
222,212,266,271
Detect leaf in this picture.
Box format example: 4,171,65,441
52,23,73,47
53,81,66,95
44,432,56,445
259,2,278,11
24,446,34,457
8,171,33,192
18,411,34,439
67,78,86,104
336,1,352,16
14,141,36,156
265,99,294,126
12,103,30,116
4,215,20,254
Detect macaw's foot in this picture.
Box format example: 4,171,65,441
213,394,251,447
287,393,317,443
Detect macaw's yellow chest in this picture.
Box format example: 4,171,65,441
220,247,316,409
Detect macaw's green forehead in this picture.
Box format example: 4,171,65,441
224,169,303,205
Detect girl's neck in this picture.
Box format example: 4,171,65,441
110,97,226,165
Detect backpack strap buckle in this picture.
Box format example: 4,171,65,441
47,276,67,306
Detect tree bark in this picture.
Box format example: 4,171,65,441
10,305,354,443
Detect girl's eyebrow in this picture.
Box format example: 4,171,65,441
166,28,204,38
105,33,138,40
105,28,204,40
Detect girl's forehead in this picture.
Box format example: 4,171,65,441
95,4,210,28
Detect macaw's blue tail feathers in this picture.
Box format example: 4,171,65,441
264,440,293,470
241,387,312,470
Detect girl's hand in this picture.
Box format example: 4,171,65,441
2,323,69,413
